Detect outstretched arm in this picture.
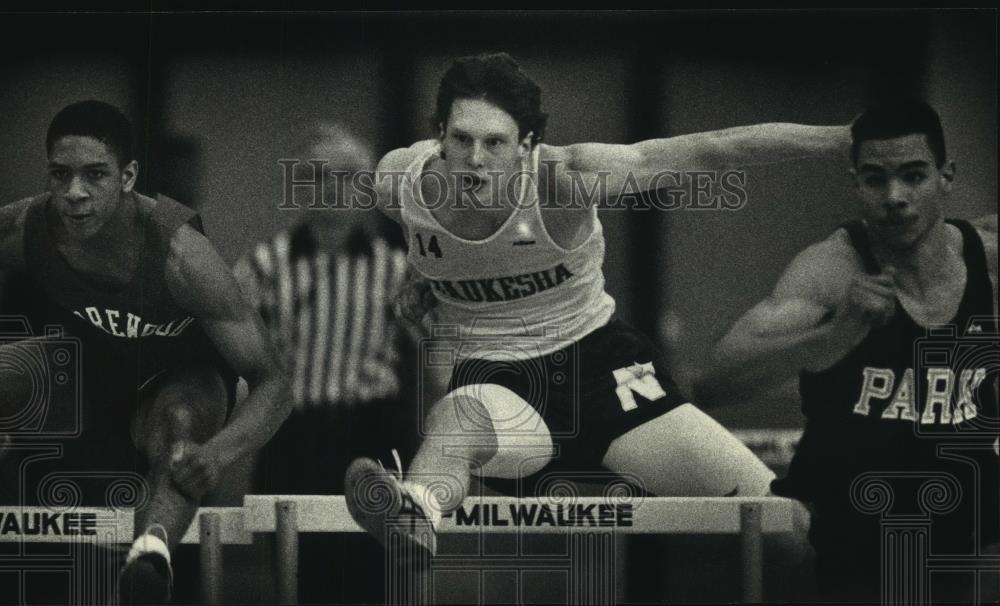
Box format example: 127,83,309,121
166,224,292,489
692,233,896,409
549,124,850,205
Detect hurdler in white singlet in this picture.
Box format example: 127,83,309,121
399,144,615,360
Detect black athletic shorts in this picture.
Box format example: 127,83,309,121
447,318,689,471
256,396,417,495
0,321,238,508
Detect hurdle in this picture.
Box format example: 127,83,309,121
244,495,796,604
0,497,796,604
0,506,248,605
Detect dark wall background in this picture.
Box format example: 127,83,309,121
2,10,993,428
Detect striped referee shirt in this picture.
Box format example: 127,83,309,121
234,221,410,410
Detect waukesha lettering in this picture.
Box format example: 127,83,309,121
429,263,574,303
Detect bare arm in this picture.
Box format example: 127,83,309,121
166,224,292,469
231,252,264,311
971,214,997,316
0,199,31,271
692,233,895,409
970,215,999,433
549,124,850,207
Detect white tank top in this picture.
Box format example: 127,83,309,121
399,144,616,360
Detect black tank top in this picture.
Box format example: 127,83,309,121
22,192,232,384
775,219,999,553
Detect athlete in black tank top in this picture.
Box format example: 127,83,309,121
696,101,999,602
22,192,234,385
786,219,998,598
0,101,292,604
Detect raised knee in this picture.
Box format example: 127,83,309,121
421,393,501,467
135,368,229,457
426,392,497,436
172,400,225,444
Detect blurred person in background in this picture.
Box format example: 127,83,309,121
233,121,433,604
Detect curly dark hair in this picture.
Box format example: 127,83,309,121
433,52,548,147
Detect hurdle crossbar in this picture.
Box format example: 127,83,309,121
1,497,798,604
0,506,133,544
242,495,797,534
0,498,797,542
245,495,795,604
0,506,249,545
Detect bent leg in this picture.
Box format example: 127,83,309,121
601,404,816,599
131,366,229,549
600,403,774,496
408,383,554,512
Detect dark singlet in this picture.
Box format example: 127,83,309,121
775,219,999,560
21,192,234,387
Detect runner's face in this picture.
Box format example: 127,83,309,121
47,135,136,241
439,98,531,202
852,134,952,252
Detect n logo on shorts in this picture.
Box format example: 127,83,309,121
612,362,666,411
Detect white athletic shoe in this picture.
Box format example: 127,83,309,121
344,451,441,566
118,525,173,605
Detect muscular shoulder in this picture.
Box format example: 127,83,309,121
537,143,569,165
971,214,998,309
971,214,997,269
537,143,600,209
971,213,997,233
540,142,620,173
165,224,237,318
0,196,41,270
773,229,863,306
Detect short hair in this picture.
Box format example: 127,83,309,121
433,52,548,146
46,100,134,167
851,100,946,167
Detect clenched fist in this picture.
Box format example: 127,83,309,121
393,267,438,335
165,406,220,499
170,440,222,499
827,267,897,352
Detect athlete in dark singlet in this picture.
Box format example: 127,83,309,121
343,52,852,564
0,101,292,604
696,100,999,602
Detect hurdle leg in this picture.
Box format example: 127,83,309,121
614,534,627,603
739,502,763,603
569,530,618,605
200,512,223,606
385,522,431,605
275,500,298,604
